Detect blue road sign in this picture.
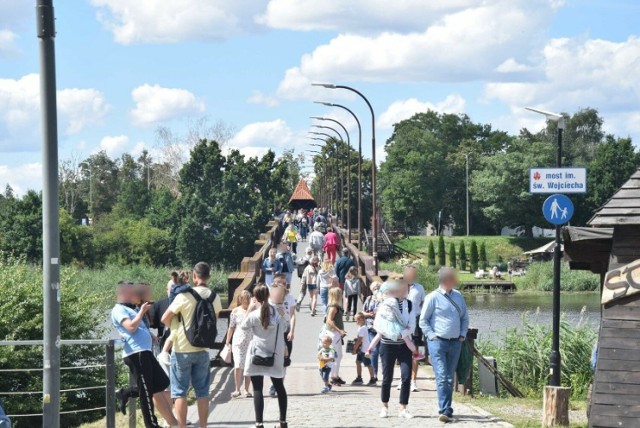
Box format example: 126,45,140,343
543,194,574,225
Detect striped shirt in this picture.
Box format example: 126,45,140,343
380,298,416,346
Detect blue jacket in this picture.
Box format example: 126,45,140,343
277,251,295,273
262,257,282,275
334,256,355,283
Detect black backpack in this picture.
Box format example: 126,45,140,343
179,288,218,348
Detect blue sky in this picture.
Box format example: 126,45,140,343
1,0,639,194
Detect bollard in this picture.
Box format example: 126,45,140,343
128,371,136,427
105,340,116,428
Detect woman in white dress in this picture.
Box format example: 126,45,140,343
225,290,253,398
242,284,289,428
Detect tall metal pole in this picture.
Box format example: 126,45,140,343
317,103,363,250
550,121,564,387
465,154,470,236
313,84,379,274
38,1,61,426
312,126,345,227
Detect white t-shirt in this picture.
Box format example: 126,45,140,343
270,294,296,323
357,325,370,352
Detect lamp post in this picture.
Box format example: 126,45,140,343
315,102,363,250
312,124,346,227
310,131,342,220
526,106,565,388
313,83,378,274
312,116,352,241
464,153,470,237
37,1,61,426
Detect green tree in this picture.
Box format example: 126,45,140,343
427,241,436,266
449,242,457,268
81,151,119,217
480,241,488,270
470,240,479,273
437,235,446,266
471,138,554,236
459,241,467,271
0,191,42,262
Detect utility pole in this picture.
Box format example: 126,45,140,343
38,1,61,426
465,153,470,236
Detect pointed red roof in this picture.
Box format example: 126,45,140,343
289,179,315,203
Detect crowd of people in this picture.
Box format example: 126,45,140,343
110,208,470,427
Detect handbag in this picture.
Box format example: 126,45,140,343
220,344,232,365
252,321,279,367
346,339,355,354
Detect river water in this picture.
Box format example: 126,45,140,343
464,292,601,343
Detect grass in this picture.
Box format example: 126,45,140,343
395,235,546,263
456,394,588,427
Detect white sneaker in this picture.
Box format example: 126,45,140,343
379,407,389,418
398,409,414,419
396,383,402,390
411,382,419,392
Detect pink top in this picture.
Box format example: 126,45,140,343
324,232,340,248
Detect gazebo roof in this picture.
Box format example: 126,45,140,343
588,169,640,227
289,179,315,203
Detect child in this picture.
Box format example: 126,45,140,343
157,271,190,367
365,282,424,360
262,248,282,288
344,266,360,322
352,312,375,386
318,335,337,394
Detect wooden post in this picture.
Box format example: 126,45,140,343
542,386,571,426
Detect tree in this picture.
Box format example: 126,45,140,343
437,235,446,267
449,243,457,268
80,151,119,217
427,241,436,266
470,240,479,273
480,241,488,270
471,138,554,236
459,241,467,271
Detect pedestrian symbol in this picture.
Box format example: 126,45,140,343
543,194,574,225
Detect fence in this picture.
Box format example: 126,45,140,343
0,339,117,427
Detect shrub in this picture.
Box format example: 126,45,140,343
515,262,599,292
470,240,479,272
480,241,488,270
437,235,446,266
449,243,457,268
477,315,597,399
427,241,436,266
459,241,467,271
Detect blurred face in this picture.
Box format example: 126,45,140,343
442,274,457,291
269,249,276,259
270,282,285,304
404,268,417,284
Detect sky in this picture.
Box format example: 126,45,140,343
1,0,640,194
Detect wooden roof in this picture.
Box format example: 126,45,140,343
588,169,640,226
288,179,315,203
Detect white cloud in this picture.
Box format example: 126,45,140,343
91,0,266,44
228,119,294,149
260,0,477,33
496,58,533,73
484,36,640,138
98,135,130,157
273,0,557,100
130,84,205,126
0,162,42,196
378,94,466,129
0,74,110,151
0,30,19,58
247,91,279,107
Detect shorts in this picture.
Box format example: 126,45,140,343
356,352,372,367
170,350,211,399
307,283,318,291
412,315,424,346
123,350,169,395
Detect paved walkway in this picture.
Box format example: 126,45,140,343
190,241,512,427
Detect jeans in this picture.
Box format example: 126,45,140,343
170,350,211,399
379,342,412,405
428,339,462,417
319,366,331,383
346,295,357,316
296,282,307,305
368,330,381,376
320,287,329,313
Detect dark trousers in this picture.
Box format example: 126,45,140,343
379,342,412,405
346,295,358,315
251,376,287,423
122,351,169,428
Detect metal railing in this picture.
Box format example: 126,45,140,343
0,339,117,428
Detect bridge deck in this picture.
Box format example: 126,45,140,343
190,241,511,427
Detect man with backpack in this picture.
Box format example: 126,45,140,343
162,262,222,428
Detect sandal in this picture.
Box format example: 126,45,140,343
245,390,253,398
231,391,242,399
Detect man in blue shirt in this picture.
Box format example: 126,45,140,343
334,248,355,288
419,268,469,423
111,281,178,428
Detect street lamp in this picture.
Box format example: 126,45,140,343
312,116,352,240
464,153,470,237
313,83,379,274
315,101,363,250
526,106,565,388
309,130,342,219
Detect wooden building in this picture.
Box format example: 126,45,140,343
563,169,640,427
288,179,317,211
